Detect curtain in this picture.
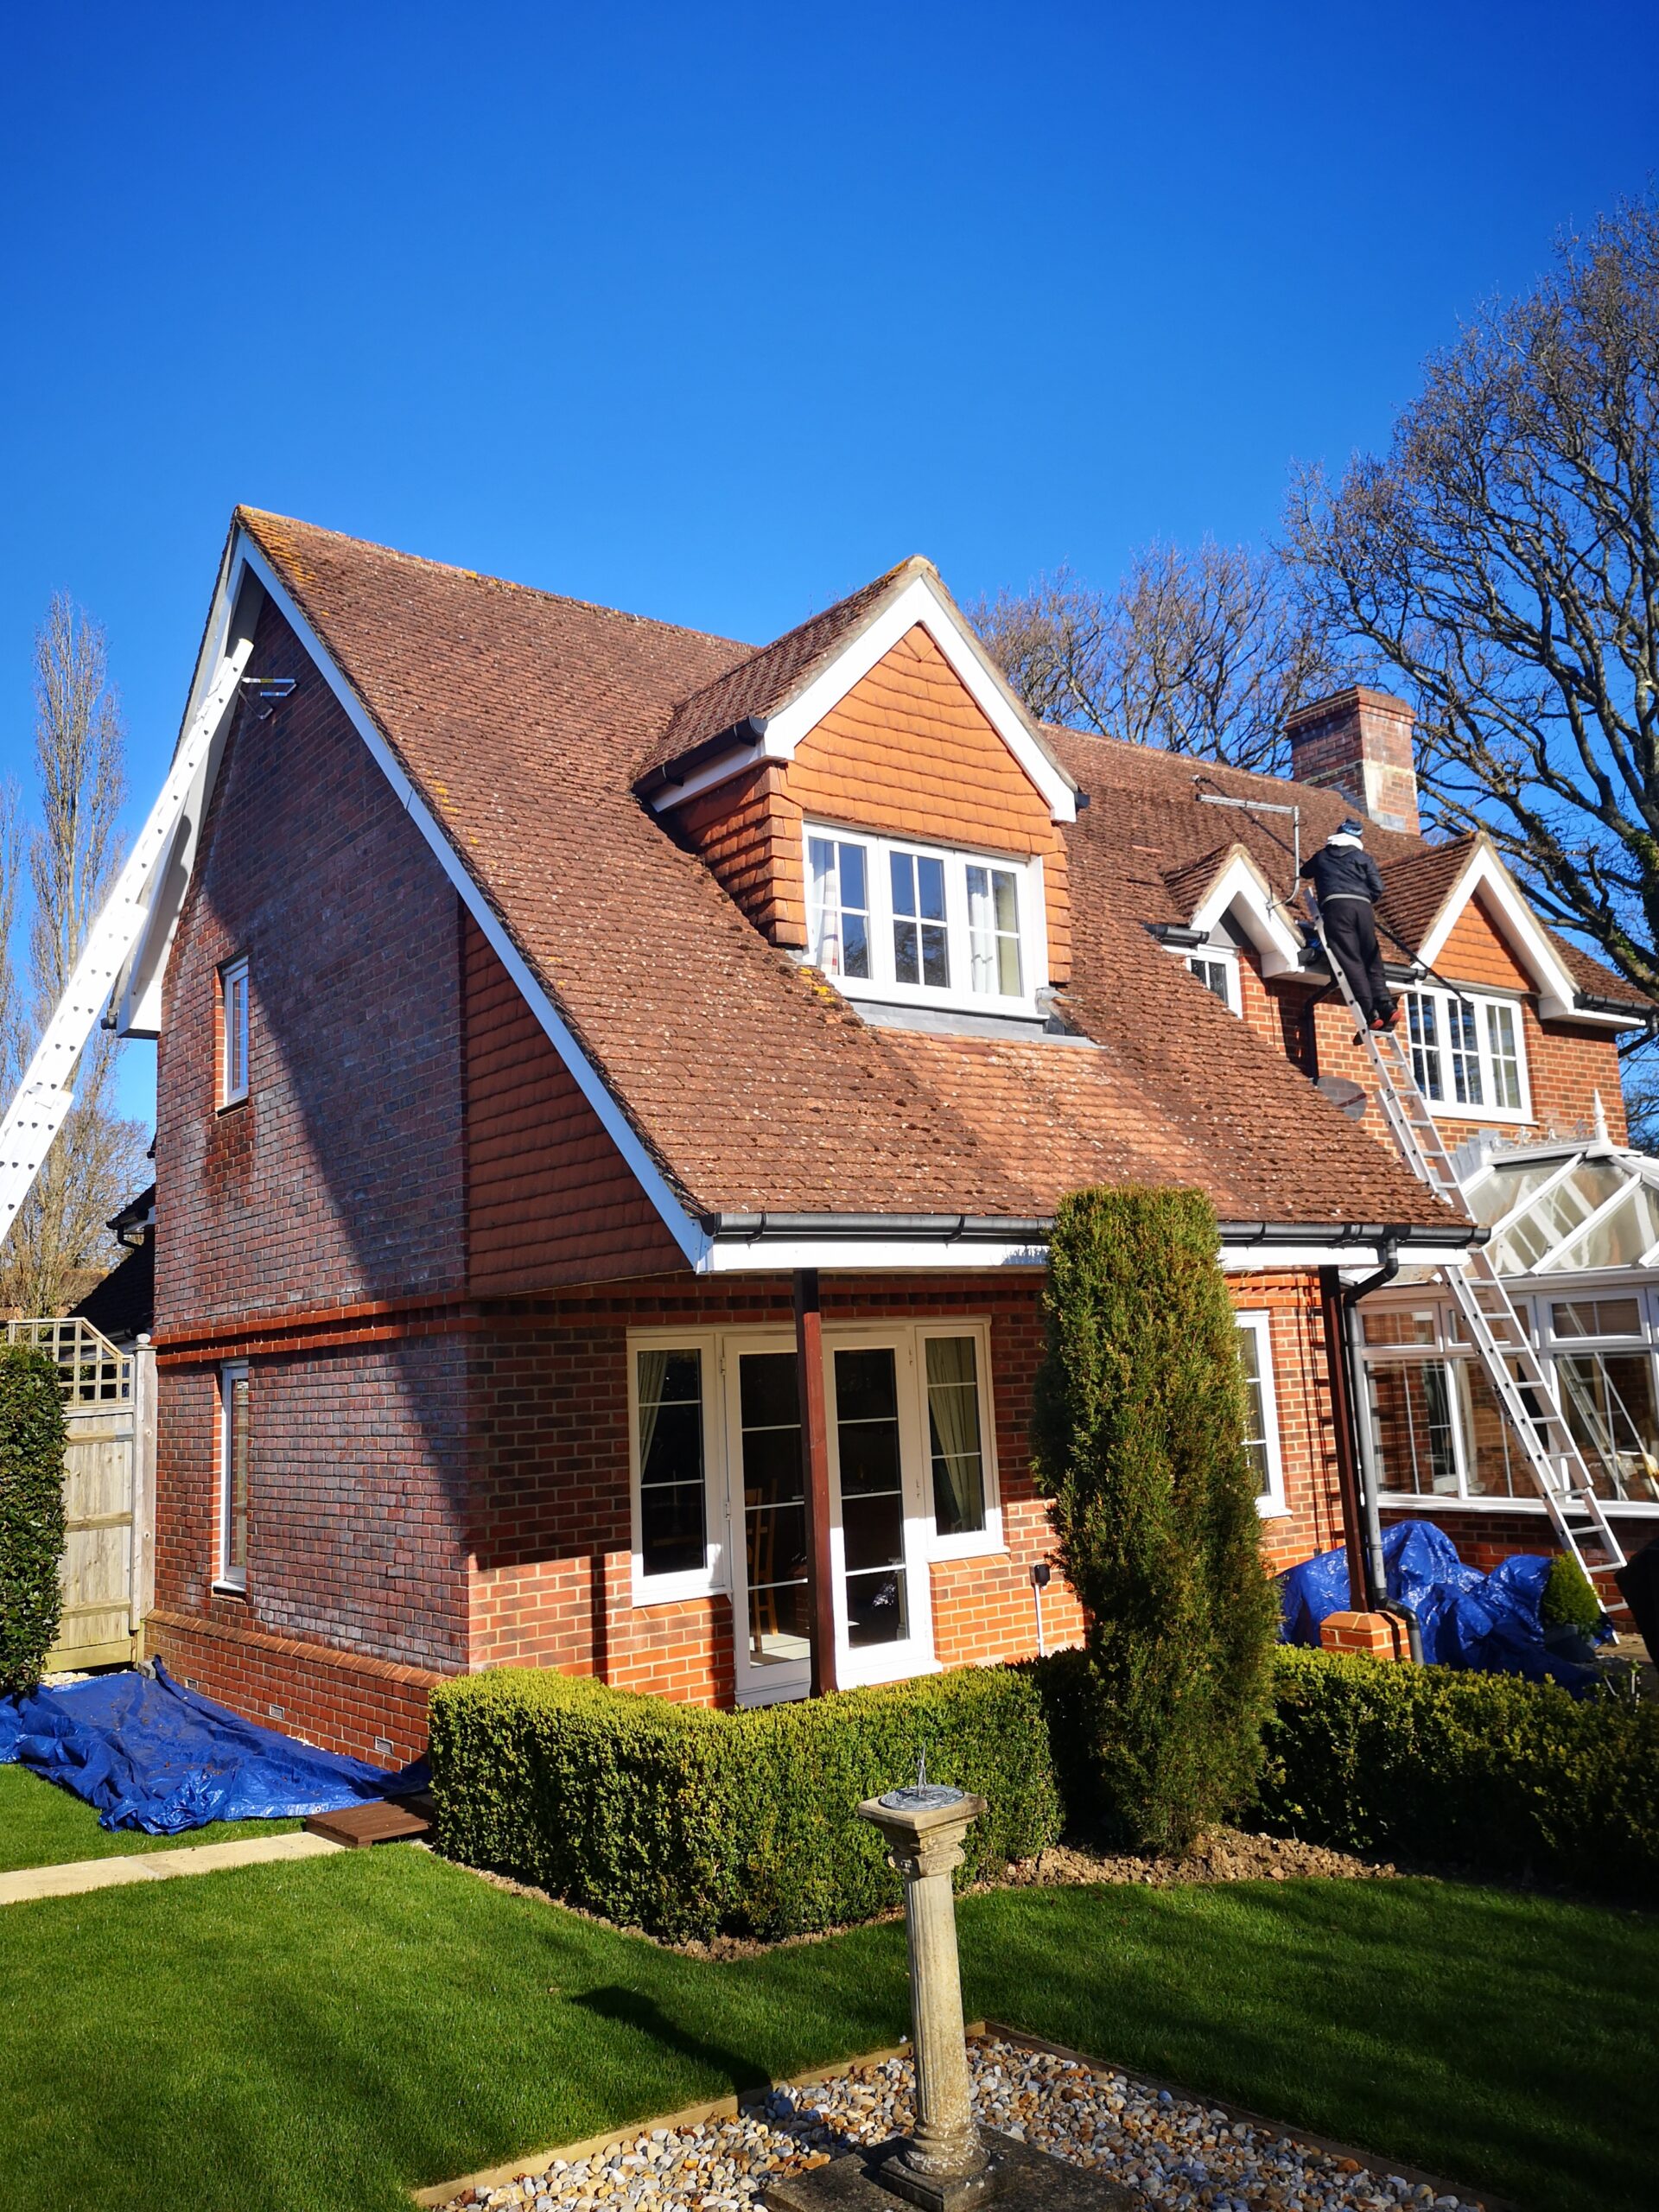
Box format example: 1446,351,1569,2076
925,1336,984,1535
636,1348,668,1475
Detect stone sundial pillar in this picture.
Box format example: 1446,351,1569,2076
856,1784,990,2212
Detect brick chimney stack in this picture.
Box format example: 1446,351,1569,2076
1284,687,1421,837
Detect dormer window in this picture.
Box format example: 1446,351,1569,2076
804,823,1042,1014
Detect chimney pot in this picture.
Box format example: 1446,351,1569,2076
1284,686,1420,837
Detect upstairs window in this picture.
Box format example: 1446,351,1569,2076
1187,952,1238,1013
219,956,250,1107
804,824,1040,1012
1404,986,1528,1117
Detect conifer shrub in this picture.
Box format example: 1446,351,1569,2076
0,1345,68,1697
1030,1185,1281,1854
429,1661,1061,1942
1541,1551,1604,1634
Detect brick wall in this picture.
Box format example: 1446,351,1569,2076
149,596,475,1748
154,596,467,1330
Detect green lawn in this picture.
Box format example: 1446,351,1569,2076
0,1849,1651,2212
0,1762,300,1871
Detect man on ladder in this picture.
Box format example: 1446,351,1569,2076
1300,817,1398,1033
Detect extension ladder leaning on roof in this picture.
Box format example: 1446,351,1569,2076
1313,912,1625,1580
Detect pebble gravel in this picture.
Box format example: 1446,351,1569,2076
439,2035,1490,2212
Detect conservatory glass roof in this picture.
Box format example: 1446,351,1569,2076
1460,1140,1659,1276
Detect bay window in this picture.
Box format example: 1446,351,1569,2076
804,823,1041,1013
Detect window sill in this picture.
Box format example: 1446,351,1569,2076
216,1094,249,1116
1255,1498,1292,1521
630,1575,722,1610
211,1580,248,1599
926,1534,1007,1564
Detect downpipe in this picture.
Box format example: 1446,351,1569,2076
1340,1234,1425,1663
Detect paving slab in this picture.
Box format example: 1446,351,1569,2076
0,1828,342,1907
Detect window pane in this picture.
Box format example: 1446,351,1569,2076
224,1371,250,1580
739,1352,808,1665
1367,1357,1459,1494
891,851,950,988
1448,999,1483,1106
1558,1351,1659,1503
967,867,1022,999
1407,992,1442,1101
1485,1001,1522,1109
808,838,870,982
1553,1298,1643,1340
835,1347,907,1648
1362,1308,1438,1347
925,1336,985,1535
638,1349,707,1577
1236,1323,1270,1496
1452,1360,1524,1499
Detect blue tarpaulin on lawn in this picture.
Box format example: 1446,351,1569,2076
1275,1518,1609,1694
0,1662,427,1833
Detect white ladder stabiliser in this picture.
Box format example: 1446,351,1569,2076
1313,912,1626,1578
0,636,254,1253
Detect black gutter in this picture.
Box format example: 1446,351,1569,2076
1338,1232,1424,1661
1573,988,1653,1020
635,716,767,799
703,1211,1481,1253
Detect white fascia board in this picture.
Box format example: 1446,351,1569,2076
758,575,1077,824
644,740,766,814
704,1235,1050,1273
1414,842,1580,1019
1222,1239,1472,1272
1191,852,1304,976
231,533,715,1274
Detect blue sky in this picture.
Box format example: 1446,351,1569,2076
2,1,1655,1127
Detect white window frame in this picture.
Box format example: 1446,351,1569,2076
1402,983,1530,1123
915,1319,1003,1561
1235,1312,1287,1518
216,1359,250,1592
624,1319,1005,1690
803,821,1046,1016
1186,948,1240,1014
626,1330,726,1605
219,954,250,1108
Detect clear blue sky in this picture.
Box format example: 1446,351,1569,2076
2,1,1655,1128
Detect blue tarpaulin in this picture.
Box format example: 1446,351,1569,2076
0,1662,427,1833
1276,1519,1610,1694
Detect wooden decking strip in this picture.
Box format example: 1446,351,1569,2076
0,1830,344,1907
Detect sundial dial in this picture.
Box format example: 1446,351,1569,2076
879,1745,966,1812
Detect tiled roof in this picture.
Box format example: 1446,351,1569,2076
1049,725,1644,1010
234,512,1474,1233
636,561,915,781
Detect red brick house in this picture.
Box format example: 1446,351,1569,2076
126,512,1651,1764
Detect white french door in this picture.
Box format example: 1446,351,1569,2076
721,1332,937,1705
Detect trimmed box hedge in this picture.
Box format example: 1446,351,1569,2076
429,1662,1063,1942
0,1345,68,1698
1257,1644,1659,1900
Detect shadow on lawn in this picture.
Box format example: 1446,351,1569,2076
573,1986,773,2095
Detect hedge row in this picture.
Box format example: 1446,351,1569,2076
0,1345,67,1698
429,1662,1062,1942
1257,1644,1659,1899
429,1643,1659,1935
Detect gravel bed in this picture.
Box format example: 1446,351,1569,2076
439,2034,1490,2212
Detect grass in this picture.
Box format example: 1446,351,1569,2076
0,1849,1652,2212
0,1763,301,1871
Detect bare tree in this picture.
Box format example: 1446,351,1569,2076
0,595,148,1316
1285,196,1659,1010
974,540,1351,773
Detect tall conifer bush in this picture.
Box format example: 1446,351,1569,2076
0,1344,67,1697
1032,1185,1280,1853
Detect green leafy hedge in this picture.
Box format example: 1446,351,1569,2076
1257,1645,1659,1899
429,1662,1062,1942
1541,1552,1603,1633
0,1346,68,1698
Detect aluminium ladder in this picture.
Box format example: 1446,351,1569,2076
0,632,254,1252
1313,913,1626,1577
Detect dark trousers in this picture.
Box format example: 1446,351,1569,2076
1323,899,1394,1023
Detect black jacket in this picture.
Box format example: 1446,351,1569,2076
1300,842,1384,907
